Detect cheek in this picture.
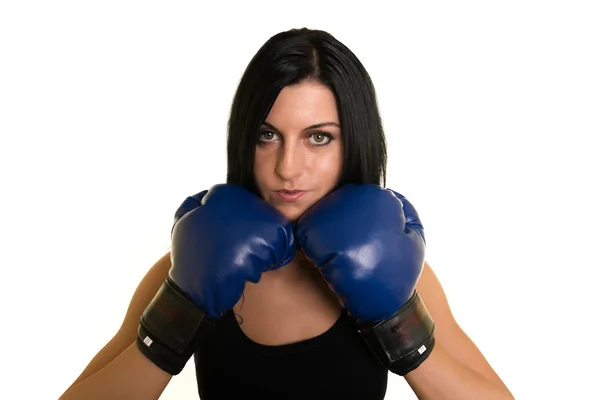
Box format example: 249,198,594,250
309,147,343,186
253,149,276,188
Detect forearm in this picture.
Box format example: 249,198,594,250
404,344,513,400
59,342,172,400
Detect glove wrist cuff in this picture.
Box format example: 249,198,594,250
137,277,213,375
359,290,435,376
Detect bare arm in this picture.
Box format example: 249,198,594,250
59,252,175,400
59,342,172,400
405,261,514,399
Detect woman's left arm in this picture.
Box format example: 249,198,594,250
405,261,514,400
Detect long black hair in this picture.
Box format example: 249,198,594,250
226,28,387,194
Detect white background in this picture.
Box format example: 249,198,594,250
1,1,599,399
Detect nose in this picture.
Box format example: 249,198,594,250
275,141,304,182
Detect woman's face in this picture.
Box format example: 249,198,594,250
254,80,343,222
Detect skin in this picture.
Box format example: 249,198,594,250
59,79,513,400
253,80,344,222
242,79,514,398
233,80,344,345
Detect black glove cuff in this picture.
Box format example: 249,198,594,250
136,277,213,375
359,290,435,376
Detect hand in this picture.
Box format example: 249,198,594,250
138,183,296,375
169,183,296,318
294,183,434,375
295,183,425,323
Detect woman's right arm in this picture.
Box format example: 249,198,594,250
59,252,174,400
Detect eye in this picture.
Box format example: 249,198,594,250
309,132,333,146
258,129,279,143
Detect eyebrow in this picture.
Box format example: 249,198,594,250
262,121,340,132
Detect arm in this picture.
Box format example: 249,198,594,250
59,342,172,400
59,252,174,400
404,261,514,399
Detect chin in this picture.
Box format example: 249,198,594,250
271,204,307,223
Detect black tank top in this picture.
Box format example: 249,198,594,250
193,309,388,399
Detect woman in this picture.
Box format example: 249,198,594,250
59,28,513,399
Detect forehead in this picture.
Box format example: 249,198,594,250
265,81,339,127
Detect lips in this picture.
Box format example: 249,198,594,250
274,190,306,202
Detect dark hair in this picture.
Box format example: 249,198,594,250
226,27,387,194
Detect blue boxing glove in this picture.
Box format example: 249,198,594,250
294,184,434,376
138,184,296,375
